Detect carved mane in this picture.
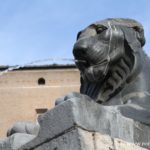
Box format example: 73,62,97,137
73,18,150,125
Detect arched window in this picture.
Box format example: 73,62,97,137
38,78,46,85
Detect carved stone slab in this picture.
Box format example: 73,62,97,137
19,98,150,149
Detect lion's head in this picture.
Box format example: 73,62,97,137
73,18,145,103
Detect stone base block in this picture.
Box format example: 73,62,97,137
0,133,35,150
24,127,147,150
19,98,150,149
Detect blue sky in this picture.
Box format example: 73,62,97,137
0,0,150,65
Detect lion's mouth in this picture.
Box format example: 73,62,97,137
73,22,139,104
75,58,109,82
79,53,134,103
75,58,110,101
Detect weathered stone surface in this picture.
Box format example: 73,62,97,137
20,127,147,150
34,128,94,150
73,18,150,127
35,128,82,150
19,98,150,149
95,132,147,150
78,128,94,150
114,138,147,150
0,133,35,150
19,100,75,149
94,132,114,150
7,121,39,137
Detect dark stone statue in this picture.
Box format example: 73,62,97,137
57,18,150,125
74,18,150,125
7,121,39,137
2,18,150,149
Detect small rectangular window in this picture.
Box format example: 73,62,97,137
35,108,48,114
35,108,48,122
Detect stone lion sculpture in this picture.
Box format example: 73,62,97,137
2,18,150,149
7,121,39,137
56,18,150,125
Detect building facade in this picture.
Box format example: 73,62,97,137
0,65,80,137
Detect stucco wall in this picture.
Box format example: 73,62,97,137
0,67,80,137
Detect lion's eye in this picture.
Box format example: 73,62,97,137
96,26,107,34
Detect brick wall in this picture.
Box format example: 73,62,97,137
0,67,80,137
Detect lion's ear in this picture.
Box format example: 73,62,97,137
122,27,142,53
126,50,142,83
121,27,142,83
132,26,145,47
77,31,82,40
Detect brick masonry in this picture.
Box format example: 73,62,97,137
0,66,80,137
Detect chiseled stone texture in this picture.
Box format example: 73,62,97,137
95,132,147,150
35,128,94,150
0,97,148,149
114,138,147,150
94,132,114,150
19,128,147,150
0,133,35,150
19,98,150,149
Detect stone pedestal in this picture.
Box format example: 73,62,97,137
18,98,150,150
0,133,35,150
23,128,146,150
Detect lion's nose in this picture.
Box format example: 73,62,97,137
73,41,88,59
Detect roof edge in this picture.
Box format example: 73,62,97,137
0,64,77,71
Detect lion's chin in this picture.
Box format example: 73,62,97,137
81,71,109,101
81,73,124,103
82,58,132,103
83,64,108,82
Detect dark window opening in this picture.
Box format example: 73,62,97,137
38,78,46,85
35,108,48,120
36,108,48,114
